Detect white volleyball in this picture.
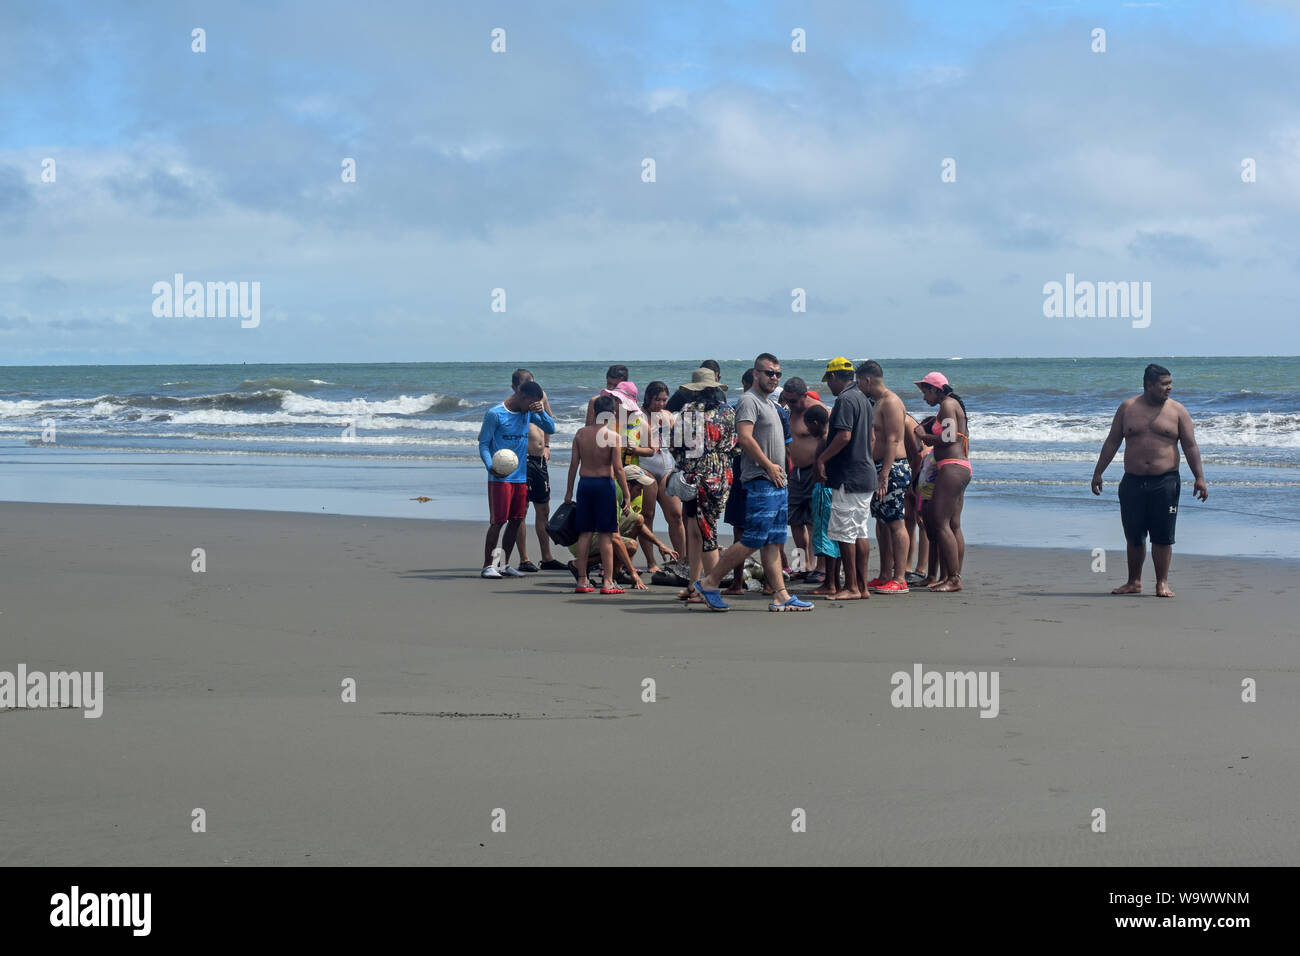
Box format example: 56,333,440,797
491,448,519,477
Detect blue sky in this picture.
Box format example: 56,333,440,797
1,0,1298,364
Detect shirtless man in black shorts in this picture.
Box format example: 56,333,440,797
1091,363,1209,598
512,369,565,572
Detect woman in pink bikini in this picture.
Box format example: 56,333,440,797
913,372,970,592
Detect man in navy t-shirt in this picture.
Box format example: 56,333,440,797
477,380,555,578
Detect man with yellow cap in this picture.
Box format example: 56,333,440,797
814,357,877,599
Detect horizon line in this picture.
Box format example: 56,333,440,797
3,354,1299,370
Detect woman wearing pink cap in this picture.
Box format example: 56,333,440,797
601,380,673,574
913,372,970,593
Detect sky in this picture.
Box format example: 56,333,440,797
1,0,1298,365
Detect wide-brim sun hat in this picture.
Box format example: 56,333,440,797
622,464,657,486
680,368,727,391
601,381,641,413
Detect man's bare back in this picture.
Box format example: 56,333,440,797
573,423,619,478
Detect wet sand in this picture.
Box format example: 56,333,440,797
1,501,1297,865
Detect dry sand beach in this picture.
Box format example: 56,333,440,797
1,501,1297,866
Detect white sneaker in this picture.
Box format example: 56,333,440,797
500,566,525,578
481,566,502,579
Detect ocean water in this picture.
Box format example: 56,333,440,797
2,357,1299,557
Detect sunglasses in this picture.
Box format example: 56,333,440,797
756,368,782,379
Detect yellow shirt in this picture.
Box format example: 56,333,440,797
621,413,646,468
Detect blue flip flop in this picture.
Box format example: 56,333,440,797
692,580,730,611
769,594,814,612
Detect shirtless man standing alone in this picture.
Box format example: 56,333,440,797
1091,363,1208,598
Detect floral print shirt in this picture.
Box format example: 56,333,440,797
673,401,737,490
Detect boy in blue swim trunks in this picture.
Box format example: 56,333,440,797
802,403,841,596
565,394,632,594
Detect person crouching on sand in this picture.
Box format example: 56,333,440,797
565,394,632,595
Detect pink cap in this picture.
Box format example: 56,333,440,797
601,381,640,413
913,372,949,390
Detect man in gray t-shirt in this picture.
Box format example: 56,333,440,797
734,389,786,484
693,353,813,611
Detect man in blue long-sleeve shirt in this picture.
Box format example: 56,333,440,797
478,379,555,578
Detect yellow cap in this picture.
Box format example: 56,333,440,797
821,357,854,381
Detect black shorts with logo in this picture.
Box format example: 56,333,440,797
526,454,550,504
1118,470,1180,546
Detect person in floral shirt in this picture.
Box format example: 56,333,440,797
670,368,737,600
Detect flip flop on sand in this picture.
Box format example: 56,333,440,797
600,586,625,595
769,595,815,612
574,585,595,594
692,580,729,611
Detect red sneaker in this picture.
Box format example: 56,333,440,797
875,580,910,594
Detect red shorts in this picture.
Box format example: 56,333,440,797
488,480,528,523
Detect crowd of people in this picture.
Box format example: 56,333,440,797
477,355,973,610
477,357,1210,605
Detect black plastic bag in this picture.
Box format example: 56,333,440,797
546,500,579,547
